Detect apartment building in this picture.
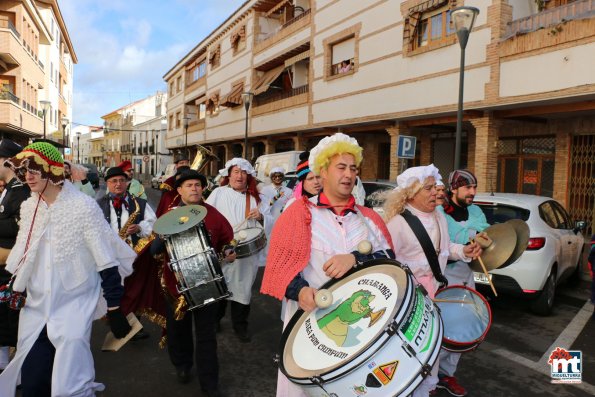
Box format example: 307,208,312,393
131,92,173,179
163,0,595,232
86,126,105,167
70,124,98,164
0,0,76,145
102,92,169,170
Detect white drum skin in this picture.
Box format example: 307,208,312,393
280,260,444,397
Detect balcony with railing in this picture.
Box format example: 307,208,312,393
505,0,595,38
501,0,595,56
254,8,311,53
0,90,19,104
0,89,42,133
0,18,19,38
252,84,309,115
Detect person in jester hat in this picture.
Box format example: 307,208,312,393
0,142,135,397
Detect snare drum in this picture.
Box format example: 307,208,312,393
434,285,492,353
164,222,231,310
280,259,443,397
234,227,267,258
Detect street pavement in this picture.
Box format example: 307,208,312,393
86,183,594,397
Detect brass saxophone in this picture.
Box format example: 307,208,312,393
118,195,141,249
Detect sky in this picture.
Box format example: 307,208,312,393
59,0,246,127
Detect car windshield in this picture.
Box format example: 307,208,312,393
475,203,530,224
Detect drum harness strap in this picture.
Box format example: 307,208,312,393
245,191,251,219
401,209,448,288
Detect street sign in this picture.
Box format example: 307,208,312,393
397,135,416,159
143,155,150,163
136,159,142,165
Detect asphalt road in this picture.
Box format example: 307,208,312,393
87,183,595,397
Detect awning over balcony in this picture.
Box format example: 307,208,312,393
252,65,285,95
220,82,244,107
284,50,309,67
205,92,219,112
265,0,291,17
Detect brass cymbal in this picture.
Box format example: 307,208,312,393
500,219,530,268
153,205,207,235
470,223,516,272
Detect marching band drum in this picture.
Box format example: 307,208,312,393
153,205,231,310
233,226,267,258
279,259,443,397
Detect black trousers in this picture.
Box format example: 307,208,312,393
21,326,55,397
166,301,218,391
217,300,250,333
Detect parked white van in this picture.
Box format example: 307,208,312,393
254,151,302,182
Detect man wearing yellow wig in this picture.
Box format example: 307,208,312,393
261,132,395,397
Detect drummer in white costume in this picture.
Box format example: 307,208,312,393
261,133,395,397
0,142,135,397
205,158,271,343
382,164,481,397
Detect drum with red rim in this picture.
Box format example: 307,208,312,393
434,285,492,353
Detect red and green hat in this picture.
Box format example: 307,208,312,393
4,142,65,185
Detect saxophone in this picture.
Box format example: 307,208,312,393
118,195,141,249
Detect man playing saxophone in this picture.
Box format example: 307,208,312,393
97,166,164,340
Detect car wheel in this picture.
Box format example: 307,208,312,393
530,268,556,316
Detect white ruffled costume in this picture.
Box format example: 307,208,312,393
0,181,135,397
206,158,271,304
385,165,471,397
261,166,293,259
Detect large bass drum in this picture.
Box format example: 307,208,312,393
279,259,443,397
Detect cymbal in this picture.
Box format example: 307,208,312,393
153,205,207,235
500,219,530,268
470,223,516,272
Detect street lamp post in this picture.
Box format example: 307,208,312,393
61,117,69,155
183,116,190,158
452,6,479,170
241,92,254,160
76,131,81,163
40,100,51,139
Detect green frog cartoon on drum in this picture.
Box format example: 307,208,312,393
261,133,395,397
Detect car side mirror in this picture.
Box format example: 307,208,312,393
574,220,586,233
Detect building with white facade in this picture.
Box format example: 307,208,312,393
0,0,76,145
163,0,595,235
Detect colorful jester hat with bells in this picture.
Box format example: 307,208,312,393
4,141,65,185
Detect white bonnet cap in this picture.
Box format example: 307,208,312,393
219,158,256,176
396,164,442,190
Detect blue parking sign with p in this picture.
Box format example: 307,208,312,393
397,135,416,159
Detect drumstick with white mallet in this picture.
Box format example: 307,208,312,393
314,239,373,309
471,235,498,297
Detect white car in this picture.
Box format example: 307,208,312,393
473,193,585,315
